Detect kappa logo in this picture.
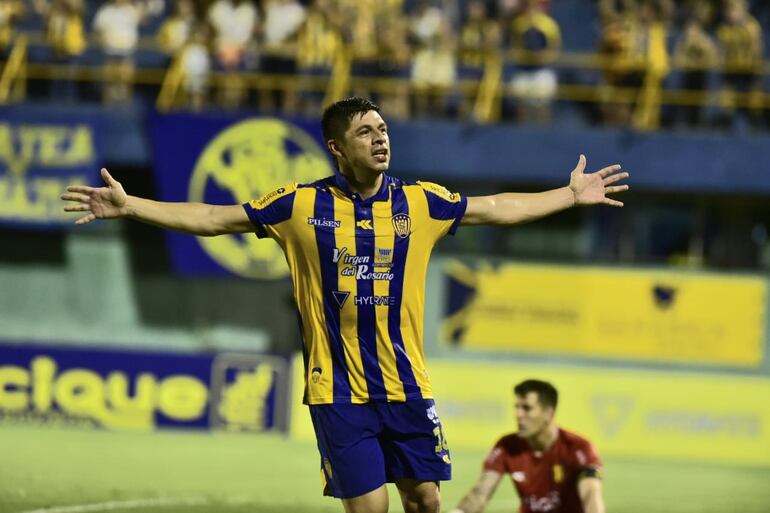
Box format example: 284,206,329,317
392,213,411,238
356,219,373,230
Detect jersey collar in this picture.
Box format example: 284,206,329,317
333,172,392,204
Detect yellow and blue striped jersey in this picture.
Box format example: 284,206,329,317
243,173,467,405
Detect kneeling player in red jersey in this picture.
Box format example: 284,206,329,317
451,379,604,513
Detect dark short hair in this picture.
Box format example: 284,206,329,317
321,97,380,143
514,379,558,409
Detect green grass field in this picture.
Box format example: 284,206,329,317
1,423,769,513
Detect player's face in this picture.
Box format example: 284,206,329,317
515,392,554,439
337,110,390,176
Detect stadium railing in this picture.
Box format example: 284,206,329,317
1,30,768,130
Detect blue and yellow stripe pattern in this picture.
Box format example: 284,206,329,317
243,174,467,404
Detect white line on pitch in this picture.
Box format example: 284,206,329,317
13,497,210,513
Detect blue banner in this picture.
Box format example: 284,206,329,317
0,109,102,228
0,342,290,432
149,112,335,279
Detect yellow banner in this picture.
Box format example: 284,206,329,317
428,360,770,466
443,262,766,366
289,355,770,465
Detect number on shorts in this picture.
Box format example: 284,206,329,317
433,426,448,453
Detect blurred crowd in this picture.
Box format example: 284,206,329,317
0,0,767,132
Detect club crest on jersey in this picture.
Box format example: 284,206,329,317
392,213,411,238
553,464,564,483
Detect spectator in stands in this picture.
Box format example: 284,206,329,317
716,0,763,130
92,0,153,105
597,0,672,130
409,0,458,118
629,0,673,131
672,1,718,128
207,0,258,108
459,1,501,73
337,0,381,102
179,23,211,111
156,0,196,59
33,0,86,101
597,2,634,126
295,0,341,116
156,0,210,111
375,5,411,120
458,0,501,118
0,0,24,55
508,0,561,124
259,0,306,114
497,0,526,28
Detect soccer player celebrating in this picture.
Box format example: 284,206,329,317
450,380,604,513
62,98,626,513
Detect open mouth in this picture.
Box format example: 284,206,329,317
372,148,388,162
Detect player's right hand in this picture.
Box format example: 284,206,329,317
61,168,128,225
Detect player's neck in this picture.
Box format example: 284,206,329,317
339,168,383,200
527,424,558,452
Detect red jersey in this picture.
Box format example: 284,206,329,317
483,428,602,513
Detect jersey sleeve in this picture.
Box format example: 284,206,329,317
482,436,511,474
418,181,468,239
574,439,603,479
242,183,298,239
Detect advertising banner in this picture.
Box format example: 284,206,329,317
149,112,334,279
442,261,766,367
0,109,102,227
426,360,770,466
0,343,290,433
290,354,770,465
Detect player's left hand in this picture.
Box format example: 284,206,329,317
568,154,629,207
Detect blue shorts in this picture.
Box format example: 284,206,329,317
309,399,452,499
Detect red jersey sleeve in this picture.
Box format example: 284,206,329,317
573,437,603,478
482,435,516,474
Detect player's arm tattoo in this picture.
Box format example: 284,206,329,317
452,470,503,513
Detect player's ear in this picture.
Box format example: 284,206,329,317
328,139,343,158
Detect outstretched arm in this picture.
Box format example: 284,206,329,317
62,168,254,236
449,470,503,513
462,155,629,225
